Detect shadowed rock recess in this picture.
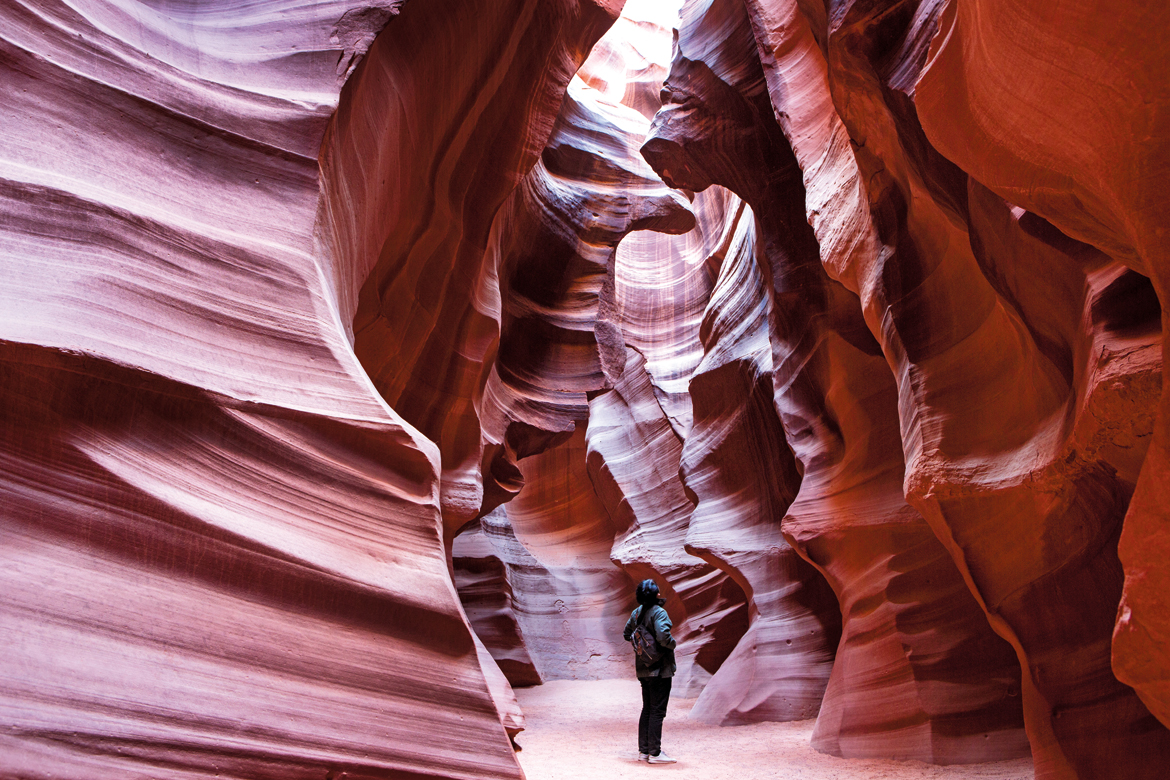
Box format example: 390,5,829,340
1,0,1167,778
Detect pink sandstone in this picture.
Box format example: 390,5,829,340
2,1,1170,779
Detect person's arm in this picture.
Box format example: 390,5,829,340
623,609,638,642
653,606,677,650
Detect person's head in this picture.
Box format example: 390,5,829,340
635,579,662,607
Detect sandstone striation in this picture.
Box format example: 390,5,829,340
0,0,628,777
4,0,1170,778
736,0,1170,776
477,74,694,515
587,344,749,695
636,0,842,728
502,431,638,679
911,0,1170,742
645,0,1029,760
324,0,625,537
454,519,543,689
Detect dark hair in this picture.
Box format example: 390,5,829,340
635,579,661,607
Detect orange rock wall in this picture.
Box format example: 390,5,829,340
4,0,1170,778
911,0,1170,745
731,0,1170,776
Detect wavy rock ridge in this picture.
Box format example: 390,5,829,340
2,1,1170,779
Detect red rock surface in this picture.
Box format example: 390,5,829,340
504,428,639,679
910,0,1170,745
453,519,543,689
643,0,1029,760
588,344,750,695
0,0,621,777
737,0,1170,776
476,74,694,516
324,0,624,537
4,0,1170,778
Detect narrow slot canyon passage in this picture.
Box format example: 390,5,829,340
1,0,1168,779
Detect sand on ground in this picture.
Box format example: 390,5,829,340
514,679,1034,780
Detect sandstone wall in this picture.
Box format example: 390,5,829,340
3,1,1170,779
0,0,625,777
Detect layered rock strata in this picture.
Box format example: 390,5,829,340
324,0,625,537
498,436,639,679
477,75,694,514
910,0,1170,740
0,0,633,776
645,0,1029,760
587,345,749,695
0,347,521,780
641,0,845,728
4,1,1170,779
453,521,543,688
607,185,741,438
733,0,1170,776
679,210,842,724
467,0,752,698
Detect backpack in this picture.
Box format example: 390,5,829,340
631,606,662,665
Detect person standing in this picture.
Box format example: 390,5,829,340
623,579,677,764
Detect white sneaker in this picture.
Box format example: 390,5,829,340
648,751,676,764
638,752,649,761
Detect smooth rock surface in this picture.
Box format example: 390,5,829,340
741,0,1170,776
5,1,1170,779
911,0,1170,741
454,519,543,688
0,0,626,777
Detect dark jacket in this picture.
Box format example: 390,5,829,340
623,602,677,678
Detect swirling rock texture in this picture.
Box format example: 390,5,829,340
678,208,844,726
643,0,847,727
327,0,625,538
726,0,1170,777
459,8,715,688
476,73,694,514
501,428,638,679
910,0,1170,746
587,343,750,696
644,0,1028,761
0,0,624,777
571,0,754,699
6,0,1170,779
453,519,543,688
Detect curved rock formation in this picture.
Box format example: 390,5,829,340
911,0,1170,740
0,350,522,780
608,185,740,438
588,344,749,695
0,0,628,776
636,0,843,729
478,75,694,514
454,520,543,688
680,211,842,725
575,0,682,121
322,0,625,536
472,0,753,699
505,427,638,679
6,0,1170,778
735,0,1170,776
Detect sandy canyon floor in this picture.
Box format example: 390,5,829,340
514,680,1035,780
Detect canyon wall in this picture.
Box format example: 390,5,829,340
2,0,1169,779
698,0,1167,776
0,0,624,777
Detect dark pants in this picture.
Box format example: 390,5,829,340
638,676,672,755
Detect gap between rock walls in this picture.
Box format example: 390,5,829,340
1,1,1167,779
